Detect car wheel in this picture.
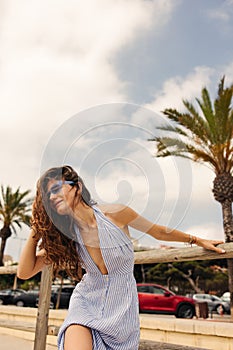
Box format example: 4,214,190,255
16,300,25,307
176,304,194,319
0,298,4,305
216,304,225,315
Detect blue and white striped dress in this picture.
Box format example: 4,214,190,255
57,206,140,349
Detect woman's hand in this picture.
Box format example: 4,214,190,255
196,237,226,254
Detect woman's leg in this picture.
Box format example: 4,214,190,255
64,324,93,350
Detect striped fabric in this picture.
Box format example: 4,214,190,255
57,206,140,349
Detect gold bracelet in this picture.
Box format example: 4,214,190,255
188,234,198,246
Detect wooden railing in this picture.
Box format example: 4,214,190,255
134,242,233,264
1,242,233,350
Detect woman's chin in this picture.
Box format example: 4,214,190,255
56,204,73,216
55,204,69,215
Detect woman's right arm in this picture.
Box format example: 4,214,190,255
17,230,47,279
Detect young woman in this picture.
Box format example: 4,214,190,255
17,165,225,350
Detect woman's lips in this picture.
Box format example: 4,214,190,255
54,200,63,209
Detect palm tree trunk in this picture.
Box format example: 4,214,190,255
221,200,233,318
0,226,12,266
222,200,233,242
227,259,233,317
0,237,7,266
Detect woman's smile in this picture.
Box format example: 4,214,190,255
52,198,71,215
54,199,63,210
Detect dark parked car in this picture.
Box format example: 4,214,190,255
51,285,75,309
13,290,40,307
137,283,196,319
36,285,75,309
193,294,230,314
0,289,26,305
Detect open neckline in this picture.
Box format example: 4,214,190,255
76,206,109,276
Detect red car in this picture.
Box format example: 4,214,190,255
137,283,196,319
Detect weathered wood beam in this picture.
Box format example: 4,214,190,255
1,243,233,275
0,265,17,274
134,243,233,264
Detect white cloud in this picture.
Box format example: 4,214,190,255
207,0,233,22
2,1,231,262
1,0,171,58
0,0,176,192
224,61,233,83
187,222,225,242
208,9,230,22
146,66,214,113
190,163,215,203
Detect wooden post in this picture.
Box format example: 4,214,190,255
13,274,17,289
33,265,53,350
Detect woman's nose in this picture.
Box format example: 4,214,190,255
49,191,58,200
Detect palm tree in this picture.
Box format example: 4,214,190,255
149,76,233,314
0,185,32,265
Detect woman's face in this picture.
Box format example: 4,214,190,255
47,179,79,215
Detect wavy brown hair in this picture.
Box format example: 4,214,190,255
31,165,96,281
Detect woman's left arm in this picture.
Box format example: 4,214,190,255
115,205,225,254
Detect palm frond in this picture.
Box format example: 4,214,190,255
217,76,225,96
182,99,208,133
214,80,233,144
12,220,22,229
154,134,221,172
11,225,17,235
155,124,189,137
163,107,212,146
151,77,233,175
195,88,217,142
0,185,32,231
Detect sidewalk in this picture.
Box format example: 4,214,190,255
0,332,56,350
1,306,230,350
0,331,210,350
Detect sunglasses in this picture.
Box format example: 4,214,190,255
47,180,75,198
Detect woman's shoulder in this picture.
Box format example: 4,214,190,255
96,203,138,224
96,203,127,215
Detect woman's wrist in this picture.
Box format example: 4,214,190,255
188,234,198,246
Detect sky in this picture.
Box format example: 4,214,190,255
1,0,233,261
